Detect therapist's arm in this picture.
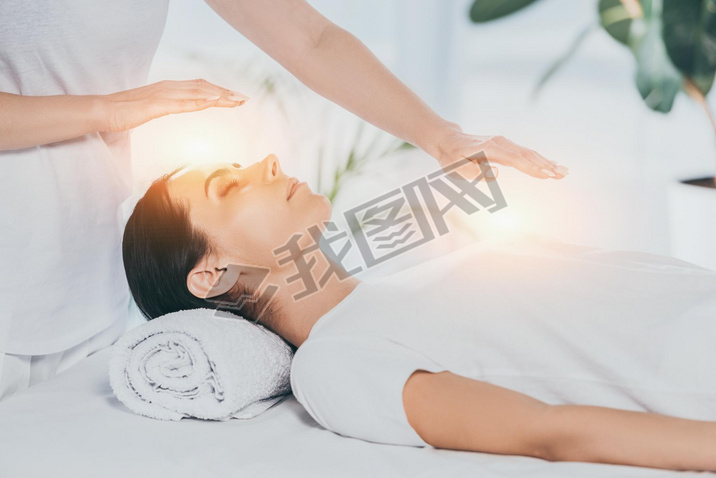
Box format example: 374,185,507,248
204,0,567,180
403,370,716,471
0,80,246,151
1,93,106,151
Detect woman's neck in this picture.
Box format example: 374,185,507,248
263,245,361,348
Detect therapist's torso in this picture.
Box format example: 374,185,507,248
0,0,170,354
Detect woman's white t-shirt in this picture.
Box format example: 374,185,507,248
0,0,169,354
290,235,716,447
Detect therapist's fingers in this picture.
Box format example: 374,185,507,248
485,144,554,179
160,79,250,106
491,136,566,178
153,97,231,115
158,90,247,109
102,80,250,131
104,97,234,132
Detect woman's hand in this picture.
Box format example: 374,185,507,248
99,79,249,132
432,127,569,181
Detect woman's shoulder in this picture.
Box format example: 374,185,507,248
291,334,440,377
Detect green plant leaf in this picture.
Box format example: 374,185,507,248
469,0,540,23
345,150,356,172
690,71,716,94
598,0,656,49
532,23,598,99
599,0,661,52
397,141,416,150
599,0,636,45
642,0,655,18
634,13,683,112
316,145,323,195
663,0,716,79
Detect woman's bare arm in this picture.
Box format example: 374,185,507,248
548,403,716,471
203,0,453,157
0,93,105,151
403,370,716,472
204,0,567,180
0,80,246,151
403,370,555,459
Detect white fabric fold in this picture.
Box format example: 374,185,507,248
109,308,293,421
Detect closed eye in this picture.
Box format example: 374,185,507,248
220,178,240,198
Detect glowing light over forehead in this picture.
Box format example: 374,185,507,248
133,111,252,177
180,137,220,162
481,208,527,238
130,97,301,189
457,207,531,240
172,126,245,168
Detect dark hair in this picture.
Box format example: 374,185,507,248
121,169,282,333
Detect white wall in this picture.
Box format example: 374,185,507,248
133,0,716,258
455,0,716,256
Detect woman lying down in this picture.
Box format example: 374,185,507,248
122,154,716,472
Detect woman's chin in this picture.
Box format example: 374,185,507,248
317,194,332,215
303,197,333,232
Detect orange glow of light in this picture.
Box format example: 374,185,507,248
131,109,253,185
482,208,527,238
457,206,533,240
178,136,220,163
168,119,249,167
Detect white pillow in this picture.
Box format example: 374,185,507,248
109,308,293,421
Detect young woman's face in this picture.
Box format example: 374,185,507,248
166,154,332,269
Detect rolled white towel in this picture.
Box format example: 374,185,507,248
109,308,293,421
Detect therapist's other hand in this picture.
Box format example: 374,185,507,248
433,127,568,181
99,79,249,132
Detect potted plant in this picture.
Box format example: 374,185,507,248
470,0,716,270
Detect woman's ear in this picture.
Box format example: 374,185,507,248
186,258,241,299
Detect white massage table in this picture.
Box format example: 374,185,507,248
0,345,704,478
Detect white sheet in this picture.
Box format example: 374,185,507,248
0,346,704,477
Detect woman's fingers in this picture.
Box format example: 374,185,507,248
152,97,225,116
170,79,235,97
160,93,246,109
178,81,249,103
523,149,566,178
150,78,251,116
436,132,569,182
102,79,250,132
156,80,249,106
491,136,563,178
488,144,553,179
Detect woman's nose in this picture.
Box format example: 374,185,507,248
261,154,281,183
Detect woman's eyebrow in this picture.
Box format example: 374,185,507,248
166,164,189,180
204,168,232,197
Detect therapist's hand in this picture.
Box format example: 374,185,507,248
99,79,249,132
432,126,569,181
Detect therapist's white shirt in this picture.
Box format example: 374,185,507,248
291,235,716,447
0,0,169,354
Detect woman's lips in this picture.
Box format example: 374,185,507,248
286,178,297,200
286,178,306,200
